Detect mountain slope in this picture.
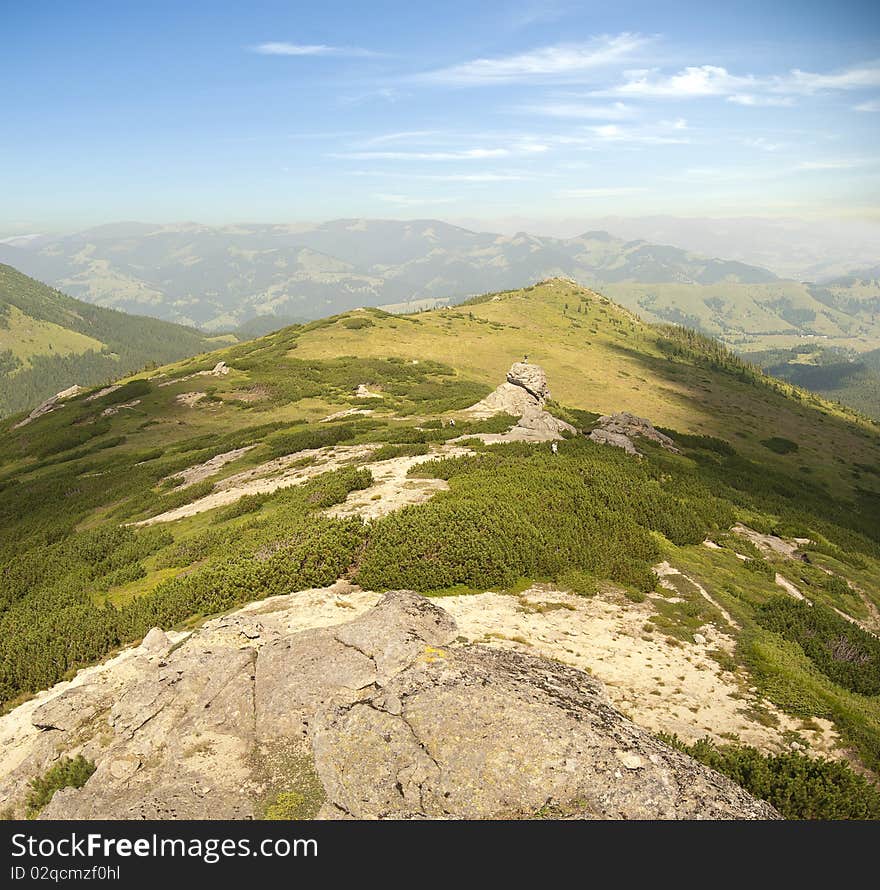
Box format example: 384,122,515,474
1,279,879,812
0,264,231,418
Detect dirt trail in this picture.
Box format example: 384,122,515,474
327,446,473,520
137,443,473,526
165,445,257,487
654,561,740,629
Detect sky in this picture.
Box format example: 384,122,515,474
2,0,879,232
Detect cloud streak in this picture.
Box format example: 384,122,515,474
420,33,650,85
251,42,378,57
600,61,880,100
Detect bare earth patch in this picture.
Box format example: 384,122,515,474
165,445,258,488
439,585,840,758
327,445,473,520
138,443,474,526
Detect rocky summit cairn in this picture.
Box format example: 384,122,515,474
0,591,777,820
589,412,679,456
464,361,575,441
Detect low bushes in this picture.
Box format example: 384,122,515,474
755,597,880,696
25,755,96,818
659,734,880,819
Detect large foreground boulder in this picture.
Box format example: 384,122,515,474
0,591,776,820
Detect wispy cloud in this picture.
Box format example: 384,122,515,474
585,121,690,145
420,33,650,85
555,186,647,198
336,148,511,161
796,158,872,171
335,142,549,161
251,42,378,57
515,100,635,119
603,65,754,98
601,61,880,101
361,130,443,146
741,137,785,152
853,99,880,112
352,170,534,182
727,94,795,107
782,63,880,94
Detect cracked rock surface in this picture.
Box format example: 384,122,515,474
0,590,776,820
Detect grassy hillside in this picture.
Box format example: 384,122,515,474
601,280,880,352
0,264,232,418
1,279,879,792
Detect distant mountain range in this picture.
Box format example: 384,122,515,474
0,220,777,330
1,220,876,354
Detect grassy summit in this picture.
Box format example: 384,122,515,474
1,278,879,782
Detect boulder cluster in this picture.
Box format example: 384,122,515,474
589,412,679,456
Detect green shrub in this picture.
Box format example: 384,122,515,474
659,734,880,819
26,755,96,818
761,437,799,455
372,443,430,461
744,557,776,579
755,597,880,696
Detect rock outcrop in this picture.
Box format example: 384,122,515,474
589,412,679,455
464,361,575,441
506,361,551,401
12,385,83,429
0,591,776,820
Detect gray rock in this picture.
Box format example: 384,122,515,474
589,428,639,454
592,413,679,453
140,627,171,653
507,362,551,402
1,591,777,821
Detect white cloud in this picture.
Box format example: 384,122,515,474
336,148,512,161
351,170,534,182
796,159,869,171
602,61,880,101
727,94,794,107
362,130,442,146
251,42,377,57
516,100,635,119
781,63,880,94
336,141,548,161
742,137,784,152
854,99,880,112
420,33,650,85
605,65,755,98
586,122,690,144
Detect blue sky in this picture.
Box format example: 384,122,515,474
2,0,879,231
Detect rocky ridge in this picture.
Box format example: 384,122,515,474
0,590,777,820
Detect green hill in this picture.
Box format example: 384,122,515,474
0,264,232,418
1,279,879,793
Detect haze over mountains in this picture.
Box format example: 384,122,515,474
0,219,875,348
